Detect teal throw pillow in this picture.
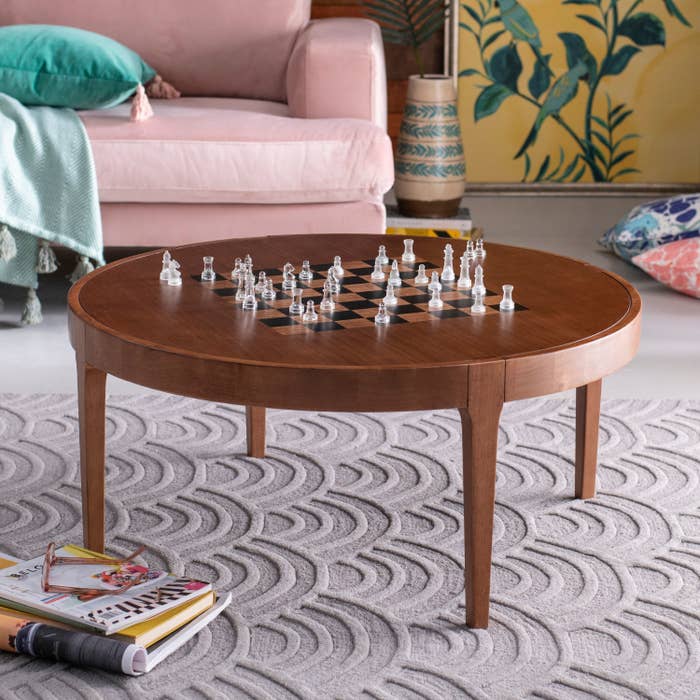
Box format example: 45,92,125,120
0,24,156,110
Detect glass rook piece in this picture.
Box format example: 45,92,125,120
160,250,171,281
374,302,390,325
499,284,515,311
302,300,318,323
242,277,257,310
289,288,303,315
402,239,416,263
201,256,216,282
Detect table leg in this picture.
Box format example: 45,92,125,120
459,362,505,628
575,379,602,499
77,358,107,553
246,406,266,458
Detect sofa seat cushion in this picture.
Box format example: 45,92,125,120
79,97,394,205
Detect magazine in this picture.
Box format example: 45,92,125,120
0,546,211,634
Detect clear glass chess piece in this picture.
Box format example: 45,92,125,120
244,254,253,269
302,300,318,322
428,287,443,309
333,255,344,277
262,278,277,300
383,283,398,306
457,253,472,289
471,288,486,314
414,264,429,285
320,284,335,311
475,239,486,264
441,243,455,282
289,288,303,315
235,274,245,301
474,264,486,295
231,257,242,281
371,258,386,281
242,277,257,310
374,302,390,325
388,260,402,287
499,284,515,311
402,239,416,263
201,256,216,282
466,240,475,262
428,271,442,292
299,259,313,281
377,244,389,265
167,259,182,286
327,268,340,294
282,262,296,290
255,271,267,293
160,250,171,281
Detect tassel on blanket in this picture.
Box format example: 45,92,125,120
130,84,154,122
146,74,181,100
36,240,58,273
0,224,17,262
69,255,95,283
21,288,42,326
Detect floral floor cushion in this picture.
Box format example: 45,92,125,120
633,238,700,299
600,193,700,261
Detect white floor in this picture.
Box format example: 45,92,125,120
0,194,698,399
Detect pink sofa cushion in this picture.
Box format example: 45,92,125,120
0,0,310,101
80,98,394,205
632,238,700,298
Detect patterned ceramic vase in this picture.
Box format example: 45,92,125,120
394,75,465,218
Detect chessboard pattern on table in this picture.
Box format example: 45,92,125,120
194,258,527,335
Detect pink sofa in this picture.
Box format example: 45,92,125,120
0,1,394,246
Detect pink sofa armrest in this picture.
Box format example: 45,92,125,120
286,18,388,130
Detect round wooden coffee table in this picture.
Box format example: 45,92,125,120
68,234,641,628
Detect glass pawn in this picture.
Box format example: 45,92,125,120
320,283,335,311
499,284,515,311
242,277,257,310
473,264,486,295
302,300,318,323
374,302,390,325
377,244,389,265
289,288,303,315
333,255,344,277
471,288,486,314
282,262,296,290
371,258,385,281
428,271,442,292
388,260,402,287
167,259,182,286
428,286,443,309
402,238,416,263
441,243,455,282
299,259,313,281
201,256,216,281
255,271,267,293
412,264,428,285
457,253,471,289
262,278,277,300
160,250,171,281
383,283,398,306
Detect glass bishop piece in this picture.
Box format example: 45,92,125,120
457,253,471,289
388,260,402,287
383,283,398,306
471,288,486,314
302,300,318,323
282,262,296,290
473,264,486,295
499,284,515,311
377,244,389,265
401,238,416,263
441,244,455,282
333,255,344,277
320,283,335,311
428,286,443,309
167,259,182,286
262,279,277,300
428,271,442,292
374,302,390,325
371,258,385,281
299,259,313,281
201,256,216,282
160,250,171,281
242,277,257,310
289,288,303,315
414,264,429,285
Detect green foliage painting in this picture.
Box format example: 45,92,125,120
459,0,693,182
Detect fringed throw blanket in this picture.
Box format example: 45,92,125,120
0,94,104,324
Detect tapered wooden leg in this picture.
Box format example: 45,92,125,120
77,358,107,553
575,379,602,499
246,406,266,457
459,362,505,628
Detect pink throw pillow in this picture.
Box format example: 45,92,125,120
632,239,700,298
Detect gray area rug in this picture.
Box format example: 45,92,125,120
0,395,698,699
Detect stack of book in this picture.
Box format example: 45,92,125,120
386,204,480,240
0,544,231,675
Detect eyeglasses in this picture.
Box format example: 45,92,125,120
42,542,148,601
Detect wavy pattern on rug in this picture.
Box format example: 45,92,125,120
0,395,698,699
